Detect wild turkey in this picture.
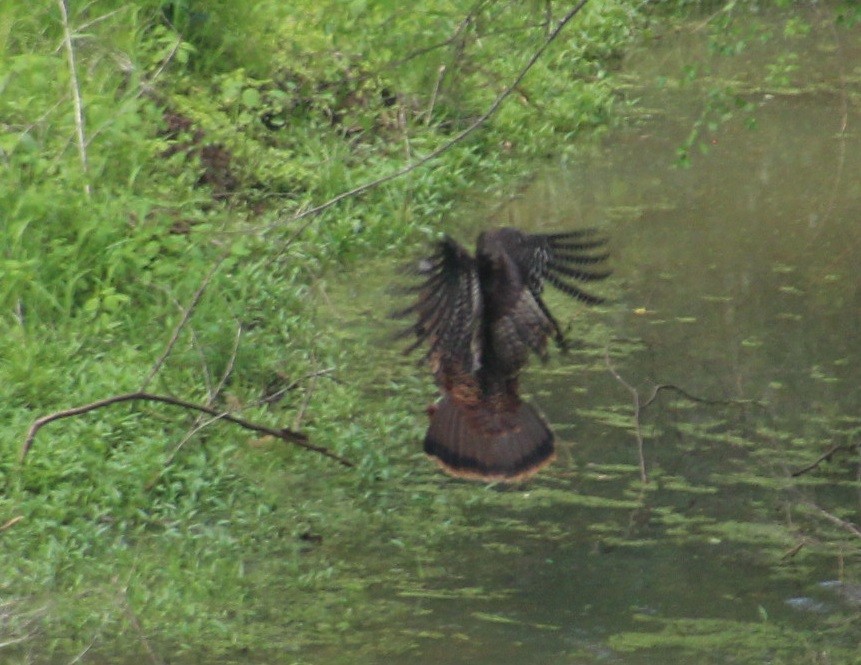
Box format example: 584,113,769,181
396,227,609,481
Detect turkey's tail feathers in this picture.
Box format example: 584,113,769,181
424,394,554,481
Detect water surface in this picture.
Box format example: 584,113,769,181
355,11,861,665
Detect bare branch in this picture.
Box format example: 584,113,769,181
640,382,764,412
157,322,244,471
20,391,353,468
211,322,243,404
261,367,338,405
292,356,320,432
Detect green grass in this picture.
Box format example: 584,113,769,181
0,0,644,660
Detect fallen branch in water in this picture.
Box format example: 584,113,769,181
802,501,861,540
604,345,766,485
640,382,764,412
604,347,649,484
20,391,353,468
791,442,858,478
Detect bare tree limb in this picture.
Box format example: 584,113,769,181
157,322,244,472
292,356,320,432
210,322,243,404
20,391,353,468
260,367,338,406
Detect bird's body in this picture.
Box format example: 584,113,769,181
397,227,609,481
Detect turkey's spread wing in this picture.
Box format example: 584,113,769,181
499,228,610,304
490,228,610,347
487,280,557,370
396,237,483,385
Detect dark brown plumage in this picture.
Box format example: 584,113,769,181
396,227,610,481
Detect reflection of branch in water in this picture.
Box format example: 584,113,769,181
603,346,765,485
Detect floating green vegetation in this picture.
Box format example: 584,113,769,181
608,616,857,663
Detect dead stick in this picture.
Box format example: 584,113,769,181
802,501,861,540
141,254,227,390
640,382,764,411
56,0,90,197
0,516,24,532
20,391,353,467
604,348,648,484
791,442,850,478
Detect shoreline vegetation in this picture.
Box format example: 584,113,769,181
0,1,650,658
1,1,858,662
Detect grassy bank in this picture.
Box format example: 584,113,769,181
1,1,644,660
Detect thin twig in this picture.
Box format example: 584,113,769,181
67,639,97,665
267,0,591,238
604,347,648,483
56,0,90,197
426,65,447,125
0,516,24,532
292,358,320,432
150,363,337,490
815,6,849,229
384,0,488,72
73,6,125,33
20,391,353,467
160,322,244,468
141,253,228,390
261,367,338,405
0,633,37,650
791,442,856,478
603,346,763,485
802,502,861,540
156,411,230,475
210,322,243,404
779,539,808,561
640,382,763,411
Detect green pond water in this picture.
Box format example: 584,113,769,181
315,13,861,665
